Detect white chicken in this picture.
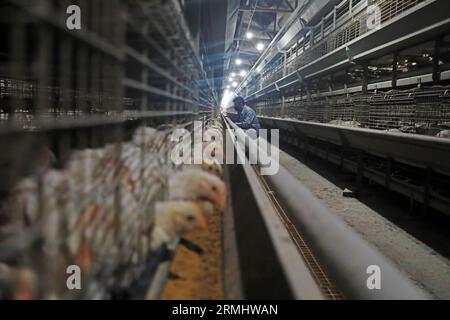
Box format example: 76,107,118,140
168,168,227,212
150,201,208,250
385,128,402,133
193,163,224,179
329,120,362,128
0,122,228,299
189,124,226,179
199,141,224,179
436,130,450,139
132,126,167,152
132,127,158,148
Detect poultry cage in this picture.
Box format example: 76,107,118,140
0,0,223,300
255,86,450,134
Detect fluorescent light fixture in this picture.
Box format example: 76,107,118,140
246,32,254,39
256,42,265,52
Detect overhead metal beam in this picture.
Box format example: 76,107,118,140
283,0,296,12
238,7,294,13
234,36,273,41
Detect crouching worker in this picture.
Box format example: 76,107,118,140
232,96,261,139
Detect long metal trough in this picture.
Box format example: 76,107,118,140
259,116,450,175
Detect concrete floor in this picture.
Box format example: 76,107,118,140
279,150,450,299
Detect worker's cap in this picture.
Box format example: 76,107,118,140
232,96,245,105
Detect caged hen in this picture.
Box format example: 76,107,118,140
150,201,208,251
168,168,227,212
436,130,450,139
0,122,228,299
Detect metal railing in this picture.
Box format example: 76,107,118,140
286,0,423,75
251,0,425,96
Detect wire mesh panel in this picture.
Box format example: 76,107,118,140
256,0,425,88
441,90,450,127
258,86,450,133
0,0,126,118
368,92,416,129
285,0,424,76
0,0,219,300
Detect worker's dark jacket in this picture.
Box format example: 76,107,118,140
234,106,261,132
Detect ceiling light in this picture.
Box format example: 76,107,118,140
221,90,233,108
231,72,236,77
236,58,242,65
246,32,254,39
232,82,238,88
228,77,234,81
239,70,247,77
256,42,265,52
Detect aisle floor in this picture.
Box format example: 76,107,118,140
279,150,450,299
